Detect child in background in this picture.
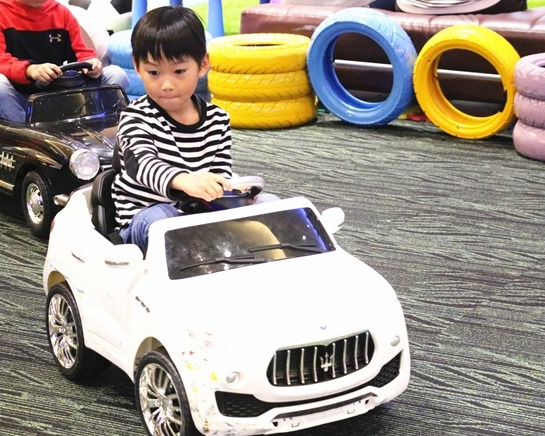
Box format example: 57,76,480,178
0,0,128,122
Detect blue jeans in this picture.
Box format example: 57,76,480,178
0,65,129,123
119,203,181,255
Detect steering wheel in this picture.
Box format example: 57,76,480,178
180,176,265,214
225,176,264,197
53,61,94,88
59,61,94,73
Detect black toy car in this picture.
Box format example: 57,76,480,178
0,83,128,238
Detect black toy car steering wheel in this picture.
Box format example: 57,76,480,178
53,61,94,88
180,176,265,214
59,61,94,73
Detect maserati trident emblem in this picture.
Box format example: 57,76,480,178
320,352,333,372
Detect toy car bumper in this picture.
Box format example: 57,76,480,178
192,349,410,435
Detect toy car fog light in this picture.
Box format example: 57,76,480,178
391,335,401,347
225,371,242,386
69,149,100,180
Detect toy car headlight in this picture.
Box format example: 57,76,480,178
69,149,100,181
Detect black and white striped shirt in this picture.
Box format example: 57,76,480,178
112,94,232,228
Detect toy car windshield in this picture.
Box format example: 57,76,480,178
27,86,128,125
165,207,336,279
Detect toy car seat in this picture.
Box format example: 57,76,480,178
91,168,121,243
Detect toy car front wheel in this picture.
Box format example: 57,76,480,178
21,171,57,239
45,282,110,379
136,351,199,436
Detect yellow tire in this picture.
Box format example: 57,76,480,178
213,95,317,129
413,25,520,139
208,33,311,74
209,69,313,102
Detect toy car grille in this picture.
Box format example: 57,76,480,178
216,352,401,418
267,331,375,387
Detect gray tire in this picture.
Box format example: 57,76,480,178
514,53,545,100
514,92,545,129
513,120,545,161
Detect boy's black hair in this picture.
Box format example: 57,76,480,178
131,6,207,68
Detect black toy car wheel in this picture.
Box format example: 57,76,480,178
46,282,109,380
21,171,57,239
136,351,199,436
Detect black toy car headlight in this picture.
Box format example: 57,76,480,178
69,149,101,181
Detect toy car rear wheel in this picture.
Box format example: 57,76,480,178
45,282,110,379
21,171,57,239
135,351,199,436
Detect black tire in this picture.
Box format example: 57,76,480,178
21,171,58,239
307,8,416,126
45,282,110,380
135,351,199,436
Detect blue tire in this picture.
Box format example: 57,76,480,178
307,8,416,126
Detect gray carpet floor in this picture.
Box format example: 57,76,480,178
1,112,544,436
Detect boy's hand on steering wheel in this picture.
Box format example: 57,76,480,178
26,63,62,83
83,58,103,79
173,173,232,202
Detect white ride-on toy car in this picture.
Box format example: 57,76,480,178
43,171,410,436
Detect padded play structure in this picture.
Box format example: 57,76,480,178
71,0,212,100
240,0,545,104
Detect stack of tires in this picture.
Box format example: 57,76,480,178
207,34,316,129
513,54,545,161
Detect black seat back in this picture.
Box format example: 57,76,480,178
91,169,118,241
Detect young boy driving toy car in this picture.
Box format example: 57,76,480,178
112,6,235,254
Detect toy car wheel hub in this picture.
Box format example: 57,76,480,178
139,364,181,431
25,183,44,223
154,398,172,419
47,294,77,369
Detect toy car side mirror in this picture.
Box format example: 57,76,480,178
103,244,144,268
321,207,345,234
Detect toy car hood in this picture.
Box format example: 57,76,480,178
37,117,116,160
137,248,403,347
